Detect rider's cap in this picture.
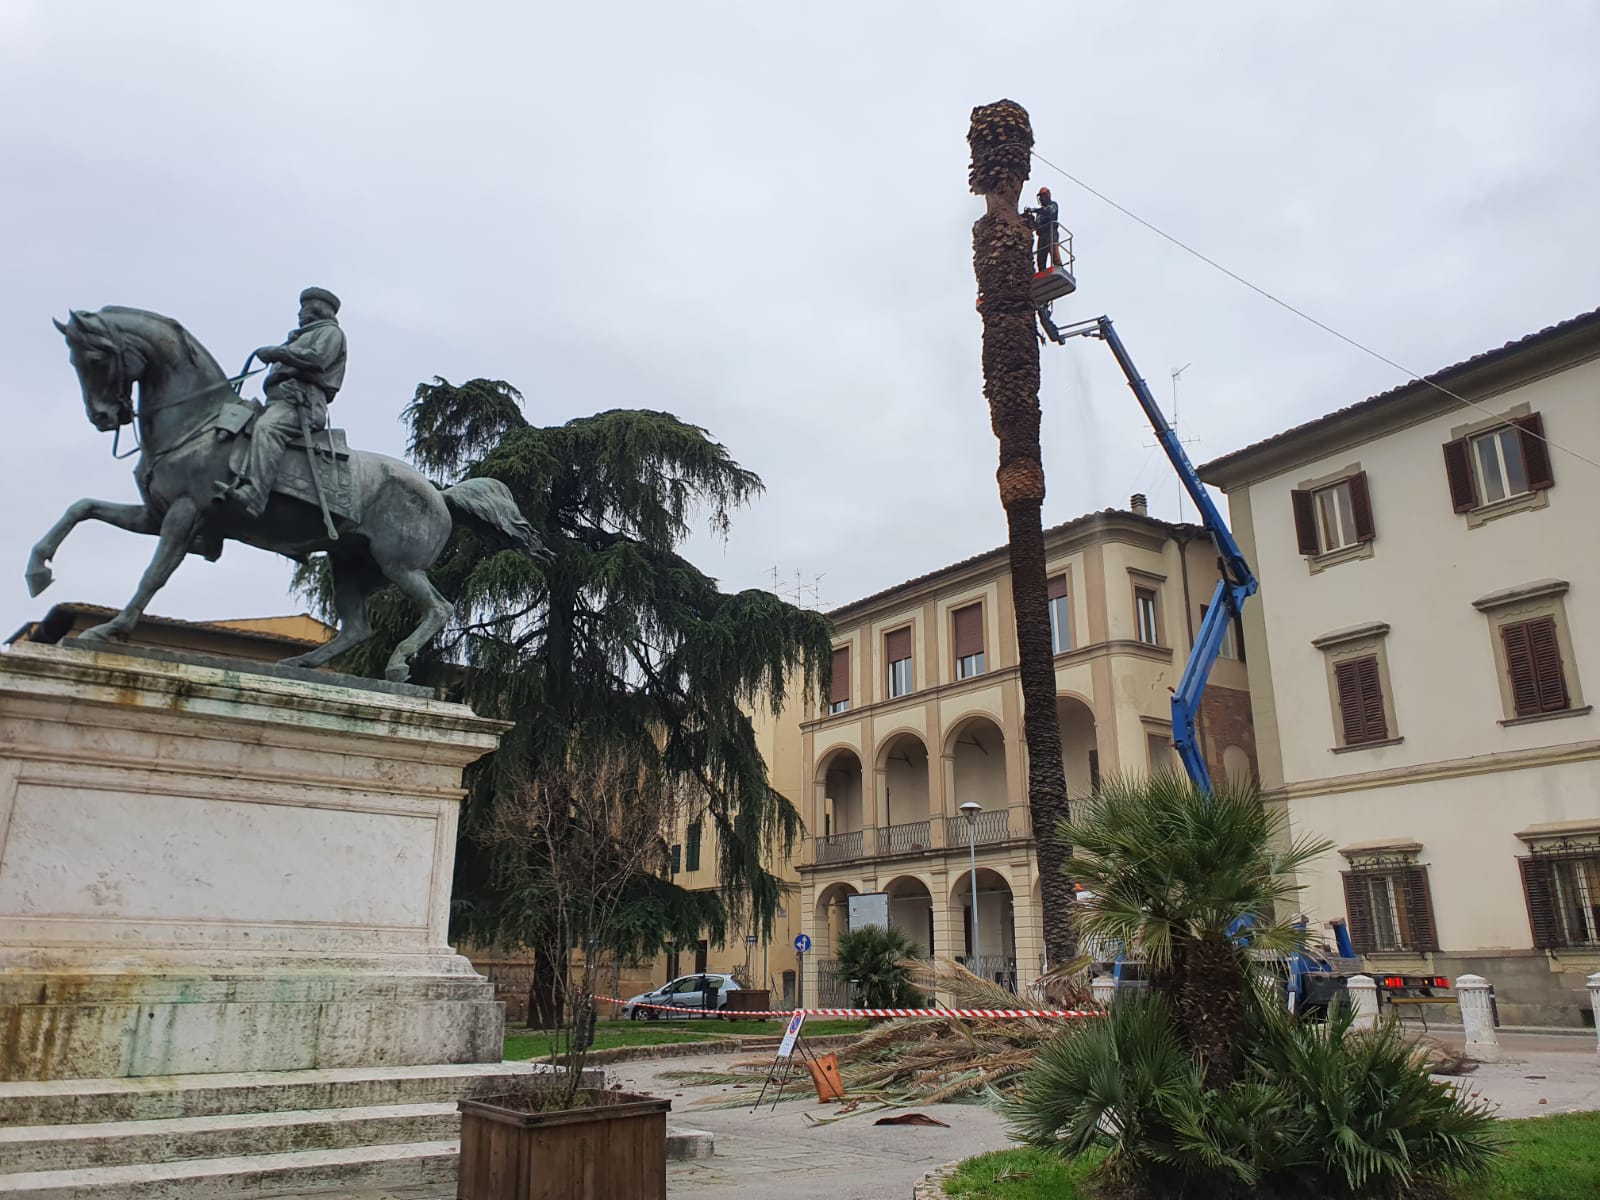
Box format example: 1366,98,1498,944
299,286,341,313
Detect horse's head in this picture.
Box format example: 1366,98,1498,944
54,309,137,432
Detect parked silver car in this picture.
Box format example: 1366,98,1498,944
622,973,740,1019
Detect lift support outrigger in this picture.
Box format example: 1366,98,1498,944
1054,315,1257,793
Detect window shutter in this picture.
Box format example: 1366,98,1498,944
829,647,850,705
1399,865,1439,952
885,627,912,663
1515,412,1555,491
952,604,984,660
670,844,681,874
1528,616,1569,713
1047,575,1069,600
1348,471,1376,543
1517,856,1564,949
1341,871,1377,954
685,821,702,872
1443,438,1478,512
1501,622,1542,717
1291,489,1320,555
1335,656,1387,744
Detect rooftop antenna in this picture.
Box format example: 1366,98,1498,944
1171,363,1192,521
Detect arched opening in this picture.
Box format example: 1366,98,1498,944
813,881,859,1006
948,716,1009,844
1223,744,1254,786
1057,695,1098,800
885,874,935,955
817,747,865,862
881,732,931,853
949,867,1017,992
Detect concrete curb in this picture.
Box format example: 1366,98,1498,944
912,1159,964,1198
666,1127,715,1160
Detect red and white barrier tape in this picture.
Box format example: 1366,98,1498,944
595,995,1098,1019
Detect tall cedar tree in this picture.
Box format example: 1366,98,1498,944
296,380,832,1024
967,101,1075,966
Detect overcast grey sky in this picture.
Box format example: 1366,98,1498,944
3,1,1597,634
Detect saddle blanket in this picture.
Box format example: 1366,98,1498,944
215,398,361,524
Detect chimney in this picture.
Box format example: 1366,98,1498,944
1130,492,1148,516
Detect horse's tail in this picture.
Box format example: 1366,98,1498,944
442,478,550,561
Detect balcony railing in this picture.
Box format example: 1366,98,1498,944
945,807,1012,847
814,829,864,864
956,954,1019,993
878,819,932,856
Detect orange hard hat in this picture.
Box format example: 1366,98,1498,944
1037,186,1051,199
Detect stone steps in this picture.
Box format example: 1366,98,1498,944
0,1139,460,1200
0,1063,549,1126
0,1103,459,1174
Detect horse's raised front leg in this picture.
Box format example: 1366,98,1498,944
27,499,158,597
77,499,202,644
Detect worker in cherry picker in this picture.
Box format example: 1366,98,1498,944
1023,186,1061,273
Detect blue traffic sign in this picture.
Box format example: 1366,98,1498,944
793,933,812,954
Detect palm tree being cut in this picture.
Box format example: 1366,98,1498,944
967,100,1074,967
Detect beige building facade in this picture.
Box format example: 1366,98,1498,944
1200,307,1600,1026
797,505,1256,1003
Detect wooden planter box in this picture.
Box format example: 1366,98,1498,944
721,988,770,1016
457,1089,671,1200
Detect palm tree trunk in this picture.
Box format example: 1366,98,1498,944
967,100,1074,968
1163,931,1246,1089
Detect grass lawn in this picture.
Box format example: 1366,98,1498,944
939,1112,1600,1199
503,1016,868,1060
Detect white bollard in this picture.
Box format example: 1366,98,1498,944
1348,974,1379,1030
1091,974,1115,1007
1588,972,1600,1055
1455,974,1500,1062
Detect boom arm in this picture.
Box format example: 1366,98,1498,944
1058,316,1258,791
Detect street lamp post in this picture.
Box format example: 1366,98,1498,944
959,801,982,974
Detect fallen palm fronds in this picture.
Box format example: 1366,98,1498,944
659,957,1094,1114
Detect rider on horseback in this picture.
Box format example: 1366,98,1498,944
217,286,346,517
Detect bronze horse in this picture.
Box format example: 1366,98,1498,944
29,306,547,682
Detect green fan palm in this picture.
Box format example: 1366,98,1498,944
834,925,926,1009
1059,772,1332,1086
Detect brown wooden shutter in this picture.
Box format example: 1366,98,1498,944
1530,617,1569,712
1443,438,1478,512
1515,412,1555,491
1399,865,1439,952
1517,856,1564,949
1502,622,1538,716
1341,871,1376,954
1348,471,1376,543
1047,575,1068,600
884,627,911,663
1291,489,1320,555
829,647,850,705
1335,656,1387,744
952,604,984,659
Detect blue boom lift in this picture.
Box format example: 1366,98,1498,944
1036,239,1448,1014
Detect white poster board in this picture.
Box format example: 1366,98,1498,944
848,891,889,931
776,1010,807,1057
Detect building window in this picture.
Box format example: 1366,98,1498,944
952,602,985,679
669,843,681,875
1292,471,1374,557
885,626,913,698
685,821,702,872
1518,850,1600,948
1145,731,1173,773
828,645,851,715
1340,853,1438,954
1134,588,1160,646
1501,617,1570,717
1473,579,1585,723
1314,622,1399,750
1202,603,1241,660
1443,412,1554,514
1047,575,1071,654
1334,656,1388,745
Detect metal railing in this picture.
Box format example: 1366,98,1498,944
945,807,1012,847
957,954,1019,994
814,829,865,864
814,958,854,1006
879,819,932,856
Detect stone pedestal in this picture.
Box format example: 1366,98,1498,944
1347,974,1379,1030
1456,974,1501,1062
0,641,511,1083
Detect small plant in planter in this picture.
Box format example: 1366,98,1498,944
459,742,687,1200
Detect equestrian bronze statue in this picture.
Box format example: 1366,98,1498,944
29,301,548,683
